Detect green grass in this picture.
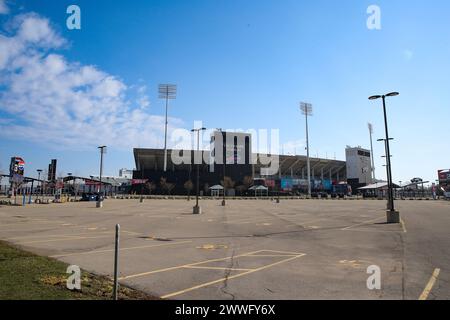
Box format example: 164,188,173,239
0,241,158,300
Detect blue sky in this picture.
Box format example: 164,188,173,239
0,0,449,184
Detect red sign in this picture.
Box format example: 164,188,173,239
132,179,148,185
85,180,101,186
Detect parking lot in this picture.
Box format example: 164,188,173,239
0,199,448,300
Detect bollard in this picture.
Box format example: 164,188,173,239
113,224,120,300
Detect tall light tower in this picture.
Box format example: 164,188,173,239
300,102,313,198
368,123,376,182
158,84,177,172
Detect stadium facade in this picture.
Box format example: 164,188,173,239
133,131,356,195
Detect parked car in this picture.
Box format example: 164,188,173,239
80,193,104,202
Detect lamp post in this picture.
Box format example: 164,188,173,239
36,169,42,202
159,84,177,172
369,92,400,223
217,129,227,206
300,102,313,198
368,123,376,182
97,146,107,208
378,137,394,209
67,173,72,201
191,127,206,214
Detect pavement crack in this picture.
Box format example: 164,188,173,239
220,248,236,300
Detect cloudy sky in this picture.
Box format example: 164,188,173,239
0,0,449,183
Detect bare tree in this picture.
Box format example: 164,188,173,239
146,181,156,195
160,177,175,195
184,180,194,201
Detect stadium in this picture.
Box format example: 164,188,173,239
132,131,350,196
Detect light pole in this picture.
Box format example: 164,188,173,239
36,169,42,202
159,84,177,172
300,102,313,198
67,173,72,201
217,129,226,206
369,92,400,223
368,123,376,182
378,138,394,209
97,146,107,208
191,127,206,214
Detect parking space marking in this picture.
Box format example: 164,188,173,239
50,240,192,258
341,228,403,234
161,252,306,299
0,219,66,226
5,231,115,241
182,266,253,272
119,250,264,280
18,234,114,245
341,216,385,231
0,224,101,233
419,268,440,300
400,218,407,233
0,221,67,230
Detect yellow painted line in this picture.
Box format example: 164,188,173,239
0,220,66,229
341,228,403,234
161,254,306,299
244,254,298,257
0,225,93,233
182,266,253,272
419,268,440,300
119,250,265,280
122,230,142,236
5,231,115,241
18,235,112,245
50,240,192,258
400,218,407,233
255,249,305,256
341,216,385,231
0,219,66,226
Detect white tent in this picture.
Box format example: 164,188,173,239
249,185,269,197
209,185,224,197
358,182,400,190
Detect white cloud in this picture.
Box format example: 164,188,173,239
0,12,183,150
0,0,9,15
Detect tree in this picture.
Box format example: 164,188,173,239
160,177,175,195
221,176,235,197
236,176,253,196
146,181,156,195
243,176,253,188
184,180,194,201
